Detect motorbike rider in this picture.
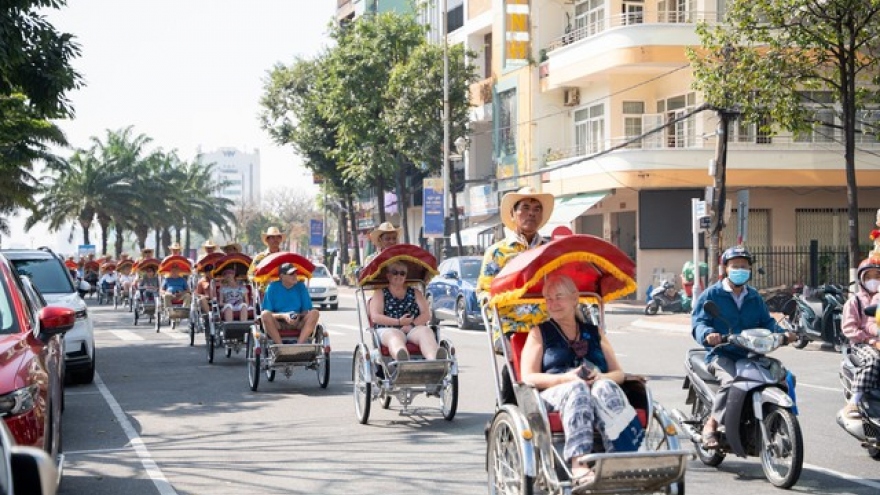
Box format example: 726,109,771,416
839,253,880,420
691,246,797,448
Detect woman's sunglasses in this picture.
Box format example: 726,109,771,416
389,270,407,277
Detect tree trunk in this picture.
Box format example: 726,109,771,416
114,226,123,258
450,157,463,257
842,50,860,283
396,156,409,243
80,220,91,246
375,176,386,224
346,194,361,264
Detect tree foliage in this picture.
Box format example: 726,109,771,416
689,0,880,273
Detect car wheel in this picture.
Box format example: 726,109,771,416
455,297,470,329
426,295,440,325
71,351,96,385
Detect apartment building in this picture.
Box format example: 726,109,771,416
443,0,880,295
197,147,262,207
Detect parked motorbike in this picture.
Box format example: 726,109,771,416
671,301,803,489
645,280,690,315
783,284,848,351
837,304,880,458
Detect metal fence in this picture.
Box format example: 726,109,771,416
749,243,871,290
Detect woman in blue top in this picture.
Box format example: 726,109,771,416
520,273,643,486
368,261,446,362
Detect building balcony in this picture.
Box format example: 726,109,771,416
540,10,717,89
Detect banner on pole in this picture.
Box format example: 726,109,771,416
309,219,323,247
423,178,445,238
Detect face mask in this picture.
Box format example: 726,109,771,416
864,279,880,293
727,268,751,286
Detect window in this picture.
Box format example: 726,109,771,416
575,0,605,37
659,0,695,22
622,0,644,25
496,89,517,157
623,101,644,149
857,109,880,144
657,93,696,148
794,91,838,143
731,114,772,144
9,257,75,295
574,103,605,155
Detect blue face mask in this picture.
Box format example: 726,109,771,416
728,268,751,286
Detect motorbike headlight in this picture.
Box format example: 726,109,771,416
0,385,39,417
735,329,780,354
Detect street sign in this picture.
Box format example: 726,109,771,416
423,178,445,238
309,219,323,247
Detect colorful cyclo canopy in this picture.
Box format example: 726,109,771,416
357,244,438,289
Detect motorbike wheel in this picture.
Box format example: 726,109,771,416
487,410,535,495
645,302,659,316
868,446,880,459
760,405,804,489
792,335,809,349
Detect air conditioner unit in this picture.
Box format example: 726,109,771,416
563,87,580,107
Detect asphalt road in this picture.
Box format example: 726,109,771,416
57,293,880,495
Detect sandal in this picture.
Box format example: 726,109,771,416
571,469,596,488
840,403,861,420
701,430,720,449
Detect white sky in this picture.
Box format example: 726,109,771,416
4,0,336,252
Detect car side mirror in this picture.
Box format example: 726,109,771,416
39,306,76,334
11,445,59,495
444,271,459,280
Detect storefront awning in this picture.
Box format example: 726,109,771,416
449,217,500,247
539,191,609,237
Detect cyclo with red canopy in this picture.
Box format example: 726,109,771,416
203,253,255,363
352,244,458,424
132,257,160,326
155,255,193,333
482,234,689,495
246,252,330,391
189,251,226,348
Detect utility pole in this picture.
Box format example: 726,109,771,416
441,0,453,259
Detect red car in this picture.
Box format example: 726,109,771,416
0,253,74,465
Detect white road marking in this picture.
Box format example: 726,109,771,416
110,330,144,341
796,382,840,393
93,373,178,495
164,332,189,340
804,462,880,490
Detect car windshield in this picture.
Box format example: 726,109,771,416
313,266,330,278
460,259,482,280
9,258,74,295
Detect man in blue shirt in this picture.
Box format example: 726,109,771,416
161,266,191,309
260,262,319,345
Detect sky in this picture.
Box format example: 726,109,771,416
3,0,337,252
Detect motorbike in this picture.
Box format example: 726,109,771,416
645,280,690,315
671,301,804,489
837,304,880,458
783,283,848,351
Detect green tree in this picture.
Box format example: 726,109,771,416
689,0,880,279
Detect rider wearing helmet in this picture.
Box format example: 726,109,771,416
691,246,797,449
839,250,880,420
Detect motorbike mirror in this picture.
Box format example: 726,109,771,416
757,267,766,276
866,305,877,318
703,300,721,318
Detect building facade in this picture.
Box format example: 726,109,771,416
197,147,262,207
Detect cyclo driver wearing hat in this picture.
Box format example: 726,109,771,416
260,262,319,346
248,226,286,284
477,186,555,335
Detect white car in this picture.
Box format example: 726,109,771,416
2,248,96,385
308,263,339,310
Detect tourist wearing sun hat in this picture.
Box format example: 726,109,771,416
364,222,401,265
477,186,555,335
259,262,319,346
248,226,287,283
202,239,218,253
222,242,243,254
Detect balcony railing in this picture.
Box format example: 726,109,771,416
545,10,719,53
541,113,880,165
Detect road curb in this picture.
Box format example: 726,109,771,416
629,318,691,334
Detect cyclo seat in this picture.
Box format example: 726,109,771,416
686,348,718,384
507,332,649,433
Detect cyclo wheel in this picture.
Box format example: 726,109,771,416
189,320,195,346
206,332,215,364
760,405,803,489
487,410,535,495
352,347,371,424
316,326,330,388
643,405,686,495
247,333,260,392
441,356,459,421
